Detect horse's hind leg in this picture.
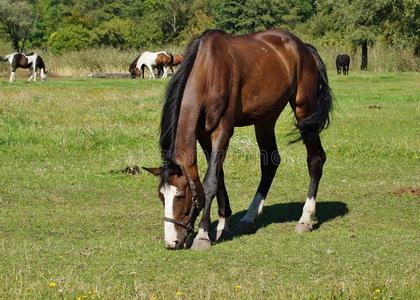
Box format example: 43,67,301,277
238,120,280,234
10,69,16,83
295,133,326,233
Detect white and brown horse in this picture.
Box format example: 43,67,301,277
1,52,47,83
129,51,173,79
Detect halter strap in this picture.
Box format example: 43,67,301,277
163,179,201,234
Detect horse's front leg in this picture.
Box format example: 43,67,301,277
197,129,233,243
146,64,155,79
161,66,168,79
28,69,34,82
191,124,233,251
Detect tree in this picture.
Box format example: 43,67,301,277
0,0,34,52
48,24,92,53
93,18,136,49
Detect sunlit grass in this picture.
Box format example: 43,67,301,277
0,73,419,299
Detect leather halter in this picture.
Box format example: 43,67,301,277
163,180,201,234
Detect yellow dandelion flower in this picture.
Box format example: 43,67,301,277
48,281,57,288
151,296,157,300
374,288,381,293
175,291,183,296
235,285,241,293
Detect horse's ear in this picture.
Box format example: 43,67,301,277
142,167,161,176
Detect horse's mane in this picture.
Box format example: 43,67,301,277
159,39,201,168
159,30,225,172
129,54,140,71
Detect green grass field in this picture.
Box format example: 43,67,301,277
0,73,419,299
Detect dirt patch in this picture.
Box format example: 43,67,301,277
393,187,420,197
110,165,141,175
367,104,382,109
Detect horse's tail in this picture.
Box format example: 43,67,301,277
160,35,201,162
294,44,334,142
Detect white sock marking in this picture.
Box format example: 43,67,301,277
240,193,265,223
216,217,229,232
298,197,316,224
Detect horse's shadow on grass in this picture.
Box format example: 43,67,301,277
208,200,348,242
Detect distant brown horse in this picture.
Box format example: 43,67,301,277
157,54,183,76
144,29,333,250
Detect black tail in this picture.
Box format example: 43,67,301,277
293,44,334,142
159,36,201,164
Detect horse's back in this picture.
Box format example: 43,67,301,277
194,29,317,126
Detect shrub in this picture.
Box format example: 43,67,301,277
48,24,93,53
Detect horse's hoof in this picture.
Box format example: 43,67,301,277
295,222,313,234
191,238,211,251
237,220,257,235
216,229,233,242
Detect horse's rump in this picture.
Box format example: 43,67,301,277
184,29,324,129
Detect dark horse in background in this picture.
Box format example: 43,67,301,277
144,29,333,250
1,52,47,83
336,54,350,75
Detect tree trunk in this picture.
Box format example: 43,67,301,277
12,30,20,52
360,40,368,70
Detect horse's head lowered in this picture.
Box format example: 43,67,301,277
143,164,200,249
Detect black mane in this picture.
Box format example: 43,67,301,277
159,37,201,167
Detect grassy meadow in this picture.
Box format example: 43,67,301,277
0,72,419,299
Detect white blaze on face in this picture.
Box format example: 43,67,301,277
160,184,181,248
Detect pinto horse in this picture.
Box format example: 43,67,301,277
144,29,333,250
2,52,47,83
129,51,173,79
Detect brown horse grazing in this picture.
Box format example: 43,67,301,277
157,54,183,76
144,29,333,250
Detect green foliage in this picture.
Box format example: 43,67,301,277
0,0,417,62
179,10,215,43
93,18,136,49
0,0,33,52
133,13,164,48
48,24,93,53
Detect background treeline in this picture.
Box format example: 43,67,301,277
0,0,419,73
